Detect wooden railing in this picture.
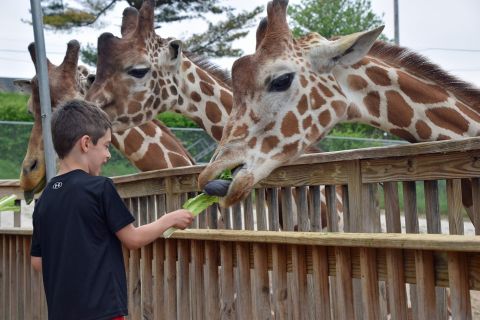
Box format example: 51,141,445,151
2,137,480,319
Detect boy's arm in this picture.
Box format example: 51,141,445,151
116,209,193,250
31,256,42,272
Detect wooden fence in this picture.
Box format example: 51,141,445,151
2,137,480,319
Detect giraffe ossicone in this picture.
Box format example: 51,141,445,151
199,0,480,208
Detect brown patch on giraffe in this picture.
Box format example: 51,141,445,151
249,109,260,124
178,95,184,105
149,80,155,90
248,137,257,148
211,125,223,141
351,59,367,69
332,84,343,96
220,90,232,114
261,136,280,153
456,102,480,122
319,110,331,127
331,100,347,117
264,121,276,132
300,75,308,88
397,71,449,104
366,66,391,86
190,91,201,102
144,95,154,110
197,68,214,85
437,134,451,140
310,87,327,109
206,101,222,124
297,94,308,115
146,110,152,120
425,107,469,135
364,91,380,117
233,124,249,138
133,91,146,101
200,81,214,96
272,141,299,161
415,120,432,140
347,105,362,120
390,128,417,142
306,124,319,142
281,111,300,137
169,152,192,166
187,104,198,112
347,75,368,91
318,83,334,97
182,60,192,72
386,91,414,128
161,88,169,100
132,114,144,125
128,101,142,114
187,73,195,83
142,123,157,137
153,98,161,110
136,144,168,169
302,115,312,129
124,129,144,155
170,86,177,96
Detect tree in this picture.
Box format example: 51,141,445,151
289,0,394,140
37,0,263,65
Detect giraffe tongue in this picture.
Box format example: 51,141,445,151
203,165,245,197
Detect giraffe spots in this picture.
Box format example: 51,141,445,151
146,110,152,120
249,109,260,124
161,88,169,100
319,110,331,127
364,91,380,117
211,125,224,141
351,59,367,69
365,66,391,86
390,129,417,142
170,86,177,96
297,94,308,115
425,107,469,135
415,120,432,140
386,91,414,128
200,81,214,96
264,121,275,132
437,134,451,140
117,116,130,124
233,123,249,138
456,102,480,122
142,123,157,137
347,105,361,120
132,114,144,125
187,104,198,112
182,60,192,72
397,71,449,104
153,98,161,110
261,136,280,153
300,75,308,88
302,115,313,130
318,83,334,97
310,87,327,109
133,91,146,101
197,68,214,85
190,91,201,102
128,101,142,114
137,144,168,169
281,111,300,137
347,75,368,91
272,141,299,160
206,102,222,124
248,137,257,148
187,73,195,83
169,152,192,166
144,95,154,109
152,71,158,79
331,100,347,117
124,129,143,155
149,80,155,90
178,95,184,105
220,90,232,114
306,124,319,142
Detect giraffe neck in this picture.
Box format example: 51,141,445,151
165,55,233,142
333,44,480,142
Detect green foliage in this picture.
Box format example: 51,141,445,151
0,92,32,121
157,111,198,128
289,0,387,40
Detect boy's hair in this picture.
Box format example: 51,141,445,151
51,99,112,159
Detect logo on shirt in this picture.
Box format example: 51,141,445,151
52,182,63,190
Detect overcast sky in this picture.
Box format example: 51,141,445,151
1,0,479,87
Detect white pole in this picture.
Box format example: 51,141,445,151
30,0,56,181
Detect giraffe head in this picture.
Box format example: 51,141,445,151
86,0,186,132
199,0,383,207
14,40,84,203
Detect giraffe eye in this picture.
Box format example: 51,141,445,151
127,68,150,79
268,72,295,92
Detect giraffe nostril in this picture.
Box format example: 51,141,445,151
29,160,38,172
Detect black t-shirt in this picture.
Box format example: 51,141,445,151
31,169,135,320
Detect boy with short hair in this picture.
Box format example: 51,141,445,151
30,99,193,320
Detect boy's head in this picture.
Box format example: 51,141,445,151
52,100,112,175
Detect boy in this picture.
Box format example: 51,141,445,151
30,99,193,320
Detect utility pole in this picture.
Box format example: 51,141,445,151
394,0,400,45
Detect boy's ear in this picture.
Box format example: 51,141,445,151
79,135,91,153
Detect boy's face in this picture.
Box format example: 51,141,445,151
86,129,112,176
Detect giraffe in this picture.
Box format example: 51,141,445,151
83,0,344,230
15,39,194,203
198,0,480,210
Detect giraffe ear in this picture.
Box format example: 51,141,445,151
14,79,32,95
168,39,183,61
311,26,384,71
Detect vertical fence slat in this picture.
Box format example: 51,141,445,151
272,244,288,319
127,198,141,320
281,187,294,231
220,242,235,319
310,186,322,232
447,179,464,235
326,185,338,232
447,251,472,319
165,239,177,319
153,240,165,320
0,234,5,320
267,188,280,231
253,243,270,319
360,247,380,320
292,245,308,320
384,181,401,233
236,242,252,319
312,246,331,320
296,186,309,232
177,239,190,320
472,178,480,235
385,248,408,320
335,247,354,320
205,240,219,320
9,235,16,319
415,250,437,320
255,189,267,231
23,237,32,320
191,240,205,320
233,203,243,230
244,193,254,230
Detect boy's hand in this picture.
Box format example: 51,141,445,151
166,209,194,229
